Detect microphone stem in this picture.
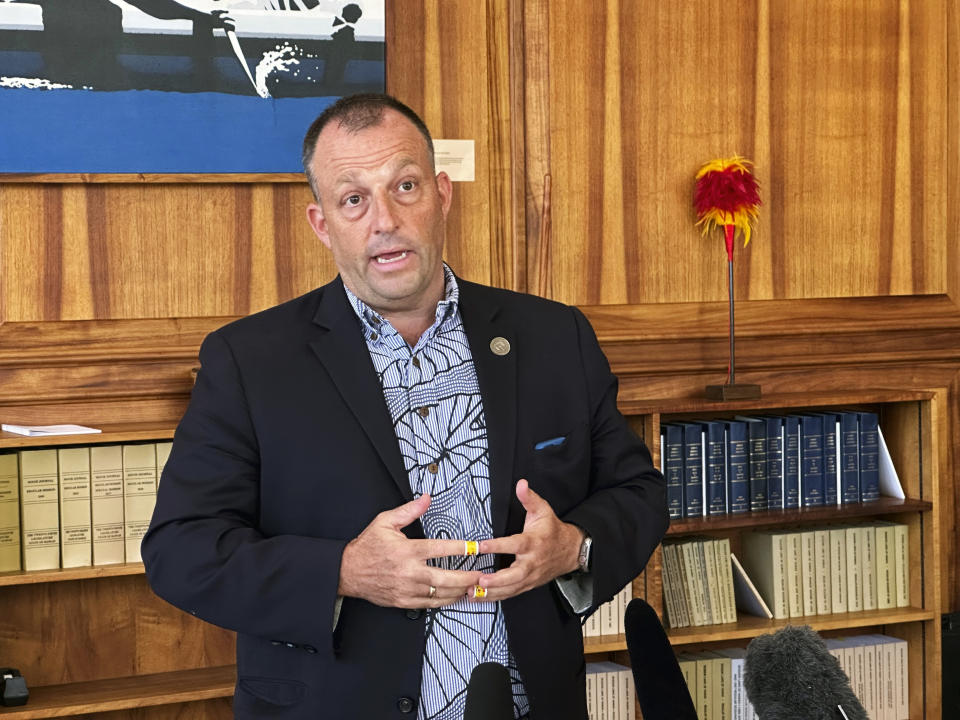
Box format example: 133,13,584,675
837,705,850,720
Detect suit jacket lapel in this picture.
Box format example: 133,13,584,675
458,280,518,538
307,278,413,504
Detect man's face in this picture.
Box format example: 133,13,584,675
306,110,452,317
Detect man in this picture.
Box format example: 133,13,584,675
142,93,668,719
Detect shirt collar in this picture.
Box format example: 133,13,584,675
343,264,460,343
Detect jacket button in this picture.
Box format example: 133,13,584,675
397,696,416,713
405,609,422,620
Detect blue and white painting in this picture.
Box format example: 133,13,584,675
0,1,385,173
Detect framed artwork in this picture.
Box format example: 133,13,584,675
0,1,385,176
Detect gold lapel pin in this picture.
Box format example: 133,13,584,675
489,337,511,356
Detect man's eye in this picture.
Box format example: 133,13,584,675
344,195,362,206
399,181,415,192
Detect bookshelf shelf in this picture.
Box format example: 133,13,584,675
0,423,175,449
665,606,937,646
0,562,144,587
666,496,931,536
583,634,628,654
0,665,235,719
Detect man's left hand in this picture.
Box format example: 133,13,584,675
472,478,584,602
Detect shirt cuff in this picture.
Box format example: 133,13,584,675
555,572,594,615
333,595,344,630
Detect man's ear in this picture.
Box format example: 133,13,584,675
306,201,332,249
436,171,453,219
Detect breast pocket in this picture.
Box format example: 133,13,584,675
527,423,590,514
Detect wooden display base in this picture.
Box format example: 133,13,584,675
705,383,762,400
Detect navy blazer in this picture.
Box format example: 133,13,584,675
142,276,668,719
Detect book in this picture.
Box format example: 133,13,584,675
861,523,878,611
90,445,125,565
818,412,841,505
730,552,773,619
763,416,784,509
704,651,731,720
893,522,909,608
19,448,60,570
829,525,849,613
122,443,158,563
800,530,818,616
724,420,749,514
858,412,880,501
679,423,704,518
845,525,864,613
813,528,832,615
797,414,825,506
681,539,708,626
661,423,684,520
701,421,727,516
874,522,897,610
155,441,173,486
740,418,768,512
665,542,691,628
2,423,101,436
702,538,722,625
839,411,861,503
713,648,752,720
782,415,801,509
782,531,804,618
878,428,905,499
58,446,92,568
0,453,20,572
738,532,788,619
714,537,737,624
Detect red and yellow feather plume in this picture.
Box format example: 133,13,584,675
693,156,761,259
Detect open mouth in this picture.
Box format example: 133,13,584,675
374,251,409,265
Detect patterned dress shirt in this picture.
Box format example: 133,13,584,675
344,266,530,719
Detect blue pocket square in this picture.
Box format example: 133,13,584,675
534,436,566,450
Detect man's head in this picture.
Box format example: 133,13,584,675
303,93,452,322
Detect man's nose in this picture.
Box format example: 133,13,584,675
371,190,399,234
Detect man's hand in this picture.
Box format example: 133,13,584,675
472,479,584,602
338,494,482,609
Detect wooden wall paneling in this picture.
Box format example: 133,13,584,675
83,700,233,720
385,0,515,289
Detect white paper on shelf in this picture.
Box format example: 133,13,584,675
2,423,101,436
877,428,905,499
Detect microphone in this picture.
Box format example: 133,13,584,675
624,598,698,719
463,662,513,720
744,625,868,720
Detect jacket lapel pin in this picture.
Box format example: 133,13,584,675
489,336,511,356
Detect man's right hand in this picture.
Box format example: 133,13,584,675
337,494,481,608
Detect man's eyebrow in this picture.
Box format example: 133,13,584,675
331,156,421,187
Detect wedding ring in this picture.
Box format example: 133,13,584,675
473,585,487,599
429,585,437,599
464,540,479,556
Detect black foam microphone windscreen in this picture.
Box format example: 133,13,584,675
624,598,698,720
744,625,868,720
463,662,514,720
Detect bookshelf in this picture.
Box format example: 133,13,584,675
0,390,942,719
585,389,942,720
0,424,236,720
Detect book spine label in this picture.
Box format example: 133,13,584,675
799,415,825,506
703,423,727,516
662,425,684,520
725,422,749,514
746,422,768,511
783,416,800,509
19,449,60,571
58,447,92,568
0,454,20,572
822,415,839,506
840,412,861,503
681,425,704,518
91,445,126,565
765,417,784,510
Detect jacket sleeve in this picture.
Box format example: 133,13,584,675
141,330,345,655
558,307,670,609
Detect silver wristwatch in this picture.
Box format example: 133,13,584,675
576,534,593,573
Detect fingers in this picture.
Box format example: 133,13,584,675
379,493,431,530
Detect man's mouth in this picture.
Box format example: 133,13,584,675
374,250,409,264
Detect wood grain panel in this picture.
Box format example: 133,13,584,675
73,699,233,720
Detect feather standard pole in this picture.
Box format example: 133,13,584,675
694,155,762,400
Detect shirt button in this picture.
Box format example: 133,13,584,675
397,697,416,714
417,406,429,418
405,609,422,620
370,332,379,341
427,462,439,474
412,356,421,368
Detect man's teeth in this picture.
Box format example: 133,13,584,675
375,251,408,264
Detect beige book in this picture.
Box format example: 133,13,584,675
596,665,608,720
893,524,910,608
704,652,730,720
701,538,723,626
58,447,92,568
845,525,864,612
892,637,908,719
813,528,832,615
739,531,788,619
676,653,697,705
155,441,172,486
0,453,20,572
829,526,848,613
800,530,818,616
91,445,125,565
874,522,897,610
593,663,622,720
666,544,689,628
674,543,693,628
620,664,636,720
19,449,60,570
585,664,600,719
659,544,680,629
122,443,157,563
681,540,707,626
616,582,630,635
782,531,804,618
714,536,737,624
869,636,895,720
694,654,714,720
858,637,878,719
861,524,878,611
